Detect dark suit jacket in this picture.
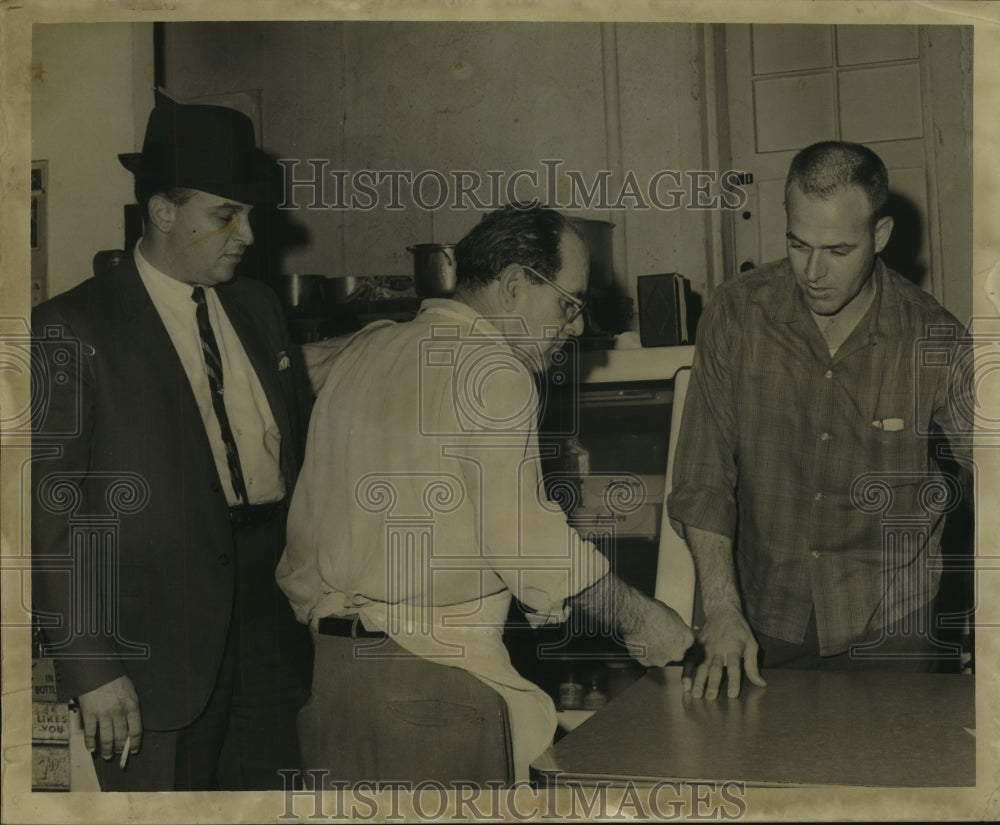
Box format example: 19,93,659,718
31,256,313,731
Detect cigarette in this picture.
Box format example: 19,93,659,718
120,735,131,770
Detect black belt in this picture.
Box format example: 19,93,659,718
317,615,387,639
228,499,286,530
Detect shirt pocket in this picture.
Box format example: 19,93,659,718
868,427,925,477
867,391,928,479
858,409,941,525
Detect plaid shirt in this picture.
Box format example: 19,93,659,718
667,259,973,655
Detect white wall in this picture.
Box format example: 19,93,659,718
162,21,719,313
32,23,154,299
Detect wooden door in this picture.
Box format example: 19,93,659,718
722,24,971,317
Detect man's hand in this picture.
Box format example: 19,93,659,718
677,526,767,699
682,608,767,700
623,598,695,667
567,573,694,666
77,674,143,761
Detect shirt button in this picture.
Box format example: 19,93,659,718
814,492,823,501
217,553,230,567
210,480,222,493
819,432,831,441
811,551,821,559
825,370,833,379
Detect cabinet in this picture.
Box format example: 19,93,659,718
504,346,695,713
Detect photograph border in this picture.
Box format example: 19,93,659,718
2,1,998,822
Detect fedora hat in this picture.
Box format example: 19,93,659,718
119,102,274,204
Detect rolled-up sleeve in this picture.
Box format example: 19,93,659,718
667,288,740,540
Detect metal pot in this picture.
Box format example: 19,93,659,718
279,275,365,314
279,274,328,311
325,276,361,304
407,244,457,297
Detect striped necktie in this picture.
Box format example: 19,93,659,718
192,286,250,505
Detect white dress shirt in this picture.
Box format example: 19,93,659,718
135,243,285,505
278,298,610,779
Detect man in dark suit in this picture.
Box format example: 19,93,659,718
31,102,313,791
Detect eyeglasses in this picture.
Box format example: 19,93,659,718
520,264,587,326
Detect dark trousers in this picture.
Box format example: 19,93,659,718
299,631,514,786
93,513,312,791
755,607,961,673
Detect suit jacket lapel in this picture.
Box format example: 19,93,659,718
111,256,229,486
114,256,198,394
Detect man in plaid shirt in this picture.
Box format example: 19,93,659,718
667,141,974,700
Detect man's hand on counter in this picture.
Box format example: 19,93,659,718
623,598,695,667
567,573,694,666
682,608,767,700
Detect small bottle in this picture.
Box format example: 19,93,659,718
564,437,580,474
559,666,584,710
583,671,608,710
565,438,591,477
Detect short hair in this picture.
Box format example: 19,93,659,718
134,179,196,224
454,203,581,290
785,141,889,222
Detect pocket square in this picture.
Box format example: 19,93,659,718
278,352,291,371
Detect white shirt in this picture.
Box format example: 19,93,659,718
278,299,609,779
135,243,285,505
